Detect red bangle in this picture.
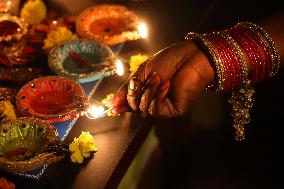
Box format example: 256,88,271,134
205,33,241,91
239,27,272,80
227,27,267,83
231,24,275,82
235,22,280,78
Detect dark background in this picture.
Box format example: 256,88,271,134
12,0,284,188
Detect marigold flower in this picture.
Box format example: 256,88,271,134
69,131,98,164
20,0,47,25
43,26,77,52
0,101,17,122
129,53,149,74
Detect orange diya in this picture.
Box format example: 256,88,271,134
76,4,142,46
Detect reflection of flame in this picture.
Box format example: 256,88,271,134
138,23,148,39
115,59,124,76
87,105,105,118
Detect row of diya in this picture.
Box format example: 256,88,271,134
0,4,148,174
0,3,147,86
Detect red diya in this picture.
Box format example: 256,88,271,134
0,38,43,67
0,14,27,42
16,76,89,123
76,4,142,46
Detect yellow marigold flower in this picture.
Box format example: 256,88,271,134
20,0,47,25
69,131,98,164
70,150,84,164
43,26,77,52
129,53,149,75
101,93,114,107
0,101,17,122
101,93,118,117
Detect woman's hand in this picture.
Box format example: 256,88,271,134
111,40,215,118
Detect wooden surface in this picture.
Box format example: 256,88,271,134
0,75,153,189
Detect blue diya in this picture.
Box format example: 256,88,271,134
48,39,116,83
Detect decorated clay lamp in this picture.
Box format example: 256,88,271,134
0,14,27,42
0,117,65,173
48,39,116,83
75,4,145,46
16,76,89,123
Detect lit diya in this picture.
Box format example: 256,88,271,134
48,39,116,83
75,4,142,46
0,117,66,173
0,14,27,42
16,76,88,123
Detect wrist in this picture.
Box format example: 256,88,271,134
179,39,216,89
192,45,216,89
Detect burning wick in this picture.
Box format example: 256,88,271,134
85,99,114,119
138,23,148,39
86,105,105,118
7,1,11,6
115,59,124,76
52,20,58,25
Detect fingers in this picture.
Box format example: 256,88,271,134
127,77,142,111
113,73,164,115
148,80,171,117
111,60,149,114
139,72,161,113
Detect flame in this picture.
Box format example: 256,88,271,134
138,23,148,39
115,59,124,76
87,105,105,118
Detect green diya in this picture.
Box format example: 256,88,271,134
0,117,66,173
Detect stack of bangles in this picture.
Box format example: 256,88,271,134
186,22,280,141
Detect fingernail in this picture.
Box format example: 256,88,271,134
148,72,160,85
129,77,136,90
160,80,170,91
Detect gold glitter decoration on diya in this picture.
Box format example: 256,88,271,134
0,14,28,42
76,4,142,46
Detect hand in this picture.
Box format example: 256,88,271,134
111,40,215,118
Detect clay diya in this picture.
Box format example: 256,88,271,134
48,39,116,83
16,76,88,123
0,117,66,173
76,4,142,46
0,14,27,42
